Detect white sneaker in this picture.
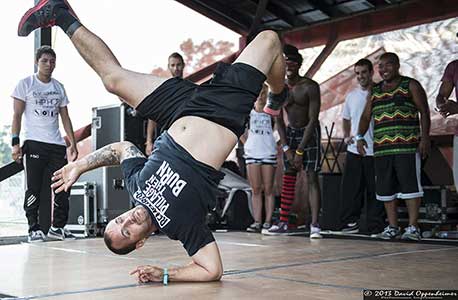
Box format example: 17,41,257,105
371,225,401,240
401,225,421,241
246,222,262,233
310,224,322,239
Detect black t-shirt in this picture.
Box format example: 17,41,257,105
121,132,224,256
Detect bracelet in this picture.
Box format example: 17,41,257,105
295,149,304,156
282,144,290,152
12,136,20,146
163,268,169,286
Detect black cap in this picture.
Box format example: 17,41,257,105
283,44,303,65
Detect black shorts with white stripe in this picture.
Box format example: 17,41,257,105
374,152,424,201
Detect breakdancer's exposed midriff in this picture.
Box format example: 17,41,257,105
168,116,238,170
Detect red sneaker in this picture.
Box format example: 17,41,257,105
18,0,79,37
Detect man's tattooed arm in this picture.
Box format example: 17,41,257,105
79,142,145,173
83,144,121,170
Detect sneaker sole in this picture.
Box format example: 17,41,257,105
47,234,64,241
310,234,322,239
18,0,50,36
262,231,291,236
401,235,421,241
262,231,303,236
371,235,400,240
28,239,45,243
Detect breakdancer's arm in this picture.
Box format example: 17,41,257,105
51,141,145,193
130,241,223,283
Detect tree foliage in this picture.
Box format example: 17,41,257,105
0,126,12,166
151,38,235,77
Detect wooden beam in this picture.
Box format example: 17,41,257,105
284,0,458,49
305,32,339,78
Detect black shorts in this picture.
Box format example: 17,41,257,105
374,153,424,201
135,62,267,137
283,125,321,172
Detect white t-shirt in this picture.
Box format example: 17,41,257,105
342,87,374,156
244,110,277,159
11,74,69,146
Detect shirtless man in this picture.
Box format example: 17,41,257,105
265,44,322,239
18,0,286,283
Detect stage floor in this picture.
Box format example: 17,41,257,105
1,232,457,300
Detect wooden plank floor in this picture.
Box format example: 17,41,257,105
1,232,457,300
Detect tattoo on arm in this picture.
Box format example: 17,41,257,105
84,145,121,170
121,144,146,161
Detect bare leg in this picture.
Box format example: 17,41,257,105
247,164,263,223
235,30,285,94
261,164,276,224
69,26,166,108
405,198,421,227
307,171,321,225
384,200,398,227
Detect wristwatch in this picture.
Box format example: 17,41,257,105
282,144,290,152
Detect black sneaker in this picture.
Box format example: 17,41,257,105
263,87,288,116
47,226,76,240
18,0,79,37
341,222,359,234
28,230,46,243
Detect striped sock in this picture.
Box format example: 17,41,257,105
279,174,296,223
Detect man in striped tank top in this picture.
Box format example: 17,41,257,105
356,53,431,241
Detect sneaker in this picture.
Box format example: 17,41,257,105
263,87,288,116
246,222,262,233
262,222,271,230
18,0,79,37
340,222,360,234
310,223,322,239
371,225,401,240
262,222,291,236
401,225,421,241
28,230,46,243
48,226,76,240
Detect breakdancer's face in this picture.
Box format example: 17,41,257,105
105,206,154,252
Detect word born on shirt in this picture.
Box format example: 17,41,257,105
132,160,188,228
